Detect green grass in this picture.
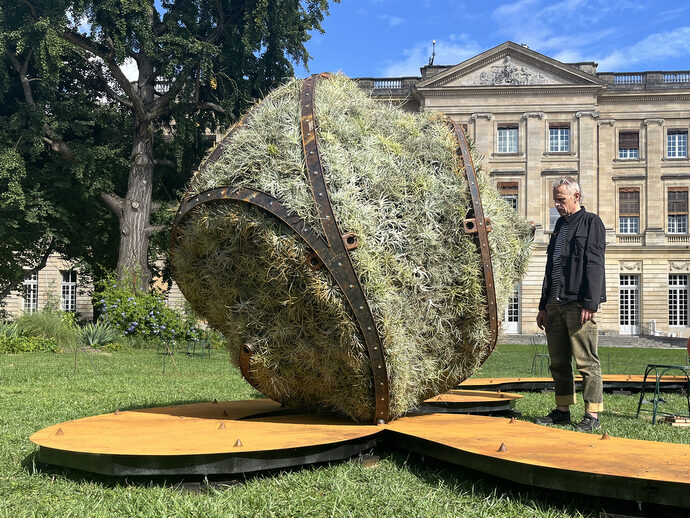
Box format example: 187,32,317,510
0,345,688,517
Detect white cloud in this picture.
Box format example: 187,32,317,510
379,15,405,27
380,37,482,77
596,26,690,71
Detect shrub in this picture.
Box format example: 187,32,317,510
0,336,60,353
0,322,21,338
95,273,204,345
79,322,121,348
15,310,78,349
102,341,127,352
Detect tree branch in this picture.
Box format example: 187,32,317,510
7,48,76,162
154,158,177,168
99,192,124,216
144,224,167,237
61,30,145,120
72,48,134,108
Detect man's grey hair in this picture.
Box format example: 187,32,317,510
553,176,581,198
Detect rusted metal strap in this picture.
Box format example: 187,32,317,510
238,342,259,391
300,75,390,423
445,118,499,357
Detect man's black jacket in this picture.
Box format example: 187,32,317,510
539,207,607,312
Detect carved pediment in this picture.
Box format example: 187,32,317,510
415,41,606,90
450,56,567,87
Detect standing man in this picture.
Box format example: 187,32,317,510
535,177,607,431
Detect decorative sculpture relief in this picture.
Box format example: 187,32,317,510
575,111,600,119
477,57,549,86
669,261,690,272
471,113,494,120
521,112,546,119
620,261,642,272
597,120,616,126
644,118,665,126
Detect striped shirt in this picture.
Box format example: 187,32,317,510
549,218,570,302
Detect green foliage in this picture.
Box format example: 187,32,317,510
15,310,78,349
0,0,339,292
79,322,121,348
102,341,127,352
0,335,60,353
95,273,202,343
0,321,21,338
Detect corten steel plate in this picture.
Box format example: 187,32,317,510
460,375,690,393
30,399,380,476
386,413,690,508
31,399,690,507
418,389,522,414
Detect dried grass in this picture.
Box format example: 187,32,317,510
171,75,533,421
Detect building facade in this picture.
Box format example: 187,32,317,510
3,255,93,320
360,41,690,337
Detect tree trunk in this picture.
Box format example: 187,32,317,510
114,54,157,292
117,114,154,291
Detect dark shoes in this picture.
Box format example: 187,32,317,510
535,410,601,431
574,413,601,432
534,408,571,425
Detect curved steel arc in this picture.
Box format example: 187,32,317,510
300,75,390,423
444,117,499,358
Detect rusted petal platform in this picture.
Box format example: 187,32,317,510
418,389,522,414
387,413,690,508
31,399,690,507
30,400,380,476
460,374,690,392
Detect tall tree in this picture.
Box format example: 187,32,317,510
1,0,336,292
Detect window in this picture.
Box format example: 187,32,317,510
669,274,688,327
618,188,639,234
618,131,639,159
22,273,38,313
497,126,518,153
61,270,77,312
549,207,560,231
549,124,570,152
668,187,688,234
498,181,518,211
667,130,688,158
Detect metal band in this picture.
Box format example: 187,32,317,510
238,342,259,392
300,75,390,423
444,118,499,359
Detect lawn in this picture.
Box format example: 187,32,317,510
0,344,688,517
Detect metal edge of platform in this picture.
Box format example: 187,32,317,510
412,401,516,415
461,380,689,393
384,430,690,508
36,434,382,477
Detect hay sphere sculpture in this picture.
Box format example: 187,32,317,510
171,74,532,423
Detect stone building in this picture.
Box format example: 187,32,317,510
3,255,93,320
359,41,690,338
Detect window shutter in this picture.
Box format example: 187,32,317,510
619,188,639,216
549,123,570,129
668,188,689,215
619,132,639,149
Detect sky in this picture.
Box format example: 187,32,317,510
293,0,690,79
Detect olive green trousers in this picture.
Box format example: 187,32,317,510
545,301,603,413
